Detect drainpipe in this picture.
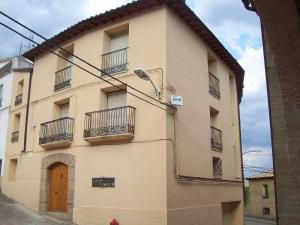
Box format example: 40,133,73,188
22,68,33,152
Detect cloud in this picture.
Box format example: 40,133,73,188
187,0,261,57
0,0,133,58
86,0,133,16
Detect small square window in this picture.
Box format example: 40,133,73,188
263,207,270,216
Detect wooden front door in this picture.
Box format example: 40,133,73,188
49,163,68,212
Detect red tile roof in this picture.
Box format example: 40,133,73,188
247,172,274,180
23,0,244,101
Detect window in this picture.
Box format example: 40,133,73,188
53,99,70,119
12,113,20,143
208,52,220,99
107,91,126,109
15,80,24,106
60,103,69,118
262,184,269,198
0,84,3,107
102,25,129,75
263,207,270,216
210,108,222,151
213,157,222,178
55,44,74,91
9,159,18,181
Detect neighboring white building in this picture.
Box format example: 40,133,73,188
0,56,32,177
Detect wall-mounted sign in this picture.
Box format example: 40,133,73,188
92,177,115,188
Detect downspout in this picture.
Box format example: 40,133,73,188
22,68,33,152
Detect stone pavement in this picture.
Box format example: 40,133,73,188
245,216,276,225
0,193,75,225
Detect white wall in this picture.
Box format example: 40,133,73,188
0,70,13,176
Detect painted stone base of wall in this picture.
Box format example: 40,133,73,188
73,204,240,225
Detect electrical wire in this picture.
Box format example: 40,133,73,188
0,22,169,112
0,11,170,109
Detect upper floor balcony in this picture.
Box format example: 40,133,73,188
101,47,128,76
54,66,72,91
209,72,220,99
211,126,222,151
39,117,74,149
15,94,23,106
83,106,135,143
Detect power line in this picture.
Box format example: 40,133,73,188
0,11,170,110
243,164,273,171
0,21,168,111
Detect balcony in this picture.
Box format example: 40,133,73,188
211,126,222,151
209,72,220,99
84,106,135,143
11,131,19,143
15,94,22,106
54,66,72,91
39,117,74,149
101,47,128,75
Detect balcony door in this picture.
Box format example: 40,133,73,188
110,32,128,52
60,103,69,118
107,91,126,129
59,103,69,135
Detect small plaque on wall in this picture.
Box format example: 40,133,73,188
92,177,115,188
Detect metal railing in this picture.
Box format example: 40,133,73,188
209,72,220,99
11,131,19,143
15,94,23,106
39,117,74,145
101,47,128,75
54,66,72,91
211,126,222,151
84,106,135,138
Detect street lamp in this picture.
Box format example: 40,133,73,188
134,68,161,96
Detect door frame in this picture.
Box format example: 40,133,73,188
39,153,75,221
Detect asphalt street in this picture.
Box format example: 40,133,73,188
0,193,74,225
245,216,276,225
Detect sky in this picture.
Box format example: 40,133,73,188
0,0,273,177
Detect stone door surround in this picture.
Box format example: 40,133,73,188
40,153,75,221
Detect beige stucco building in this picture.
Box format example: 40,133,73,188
2,1,245,225
246,173,276,220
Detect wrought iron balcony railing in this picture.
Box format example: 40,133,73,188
211,126,222,151
101,47,128,75
54,66,72,91
209,72,220,99
84,106,135,139
11,131,19,143
15,94,22,106
39,117,74,145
